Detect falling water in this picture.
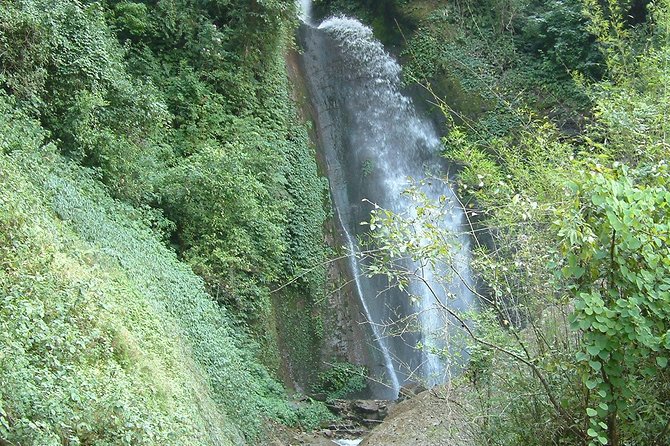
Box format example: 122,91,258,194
298,0,312,23
298,3,475,399
333,205,401,395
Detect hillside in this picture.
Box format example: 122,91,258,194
1,1,331,444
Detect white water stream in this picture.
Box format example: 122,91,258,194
298,1,475,399
299,0,313,23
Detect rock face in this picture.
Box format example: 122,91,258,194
397,383,427,401
327,399,395,430
281,45,377,395
360,386,477,446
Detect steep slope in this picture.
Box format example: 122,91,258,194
0,0,334,443
0,97,327,444
0,0,329,371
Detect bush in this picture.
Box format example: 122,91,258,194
313,362,368,400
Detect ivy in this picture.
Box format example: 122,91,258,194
0,0,332,442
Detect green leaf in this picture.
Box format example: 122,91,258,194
589,360,602,371
587,407,598,417
595,336,609,350
657,356,668,368
591,194,605,206
587,345,602,356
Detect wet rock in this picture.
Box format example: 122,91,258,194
398,383,427,401
353,400,382,414
326,399,394,427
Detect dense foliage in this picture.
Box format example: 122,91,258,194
1,0,328,338
321,0,670,444
1,0,332,444
560,167,670,445
313,362,368,401
3,0,670,443
0,107,316,444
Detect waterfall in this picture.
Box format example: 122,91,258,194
333,205,401,394
298,0,312,24
298,3,475,399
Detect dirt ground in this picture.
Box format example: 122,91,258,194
361,385,477,446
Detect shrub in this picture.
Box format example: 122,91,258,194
313,362,368,400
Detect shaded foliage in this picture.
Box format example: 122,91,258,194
0,0,328,338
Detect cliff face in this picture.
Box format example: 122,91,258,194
278,46,374,394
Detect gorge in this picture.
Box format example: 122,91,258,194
3,1,669,444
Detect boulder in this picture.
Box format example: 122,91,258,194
326,399,394,427
398,382,427,401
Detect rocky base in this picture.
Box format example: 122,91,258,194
326,399,394,432
265,385,479,446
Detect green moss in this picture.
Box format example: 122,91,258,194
313,362,368,400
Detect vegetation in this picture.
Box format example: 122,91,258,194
313,362,368,401
319,0,670,444
1,0,332,444
1,0,328,340
3,0,670,444
0,114,301,445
